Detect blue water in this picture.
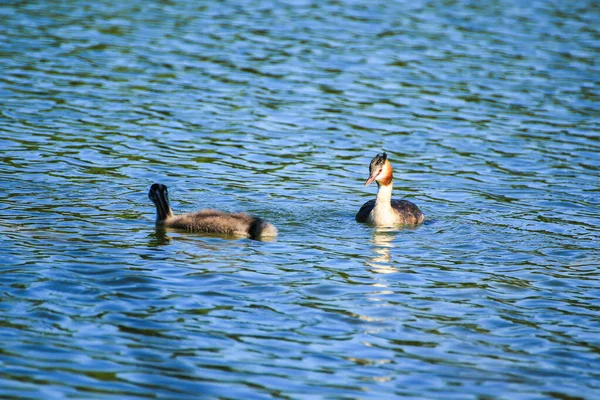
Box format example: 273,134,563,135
1,1,599,398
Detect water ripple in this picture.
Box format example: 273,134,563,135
1,0,599,398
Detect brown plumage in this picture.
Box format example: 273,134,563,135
356,153,424,226
148,183,278,239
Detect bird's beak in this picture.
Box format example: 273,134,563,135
364,174,377,186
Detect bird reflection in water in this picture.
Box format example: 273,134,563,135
148,228,172,247
367,228,399,274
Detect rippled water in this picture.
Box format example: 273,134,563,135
1,0,599,398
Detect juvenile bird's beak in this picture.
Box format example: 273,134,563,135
364,174,377,186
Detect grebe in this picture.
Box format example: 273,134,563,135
148,183,277,239
356,153,424,226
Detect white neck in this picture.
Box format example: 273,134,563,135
375,181,393,208
367,181,396,226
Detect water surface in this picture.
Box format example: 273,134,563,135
1,0,599,398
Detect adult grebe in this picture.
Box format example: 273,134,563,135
356,153,424,226
148,183,278,239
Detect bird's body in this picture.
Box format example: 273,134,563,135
356,199,424,226
149,183,277,239
356,153,424,227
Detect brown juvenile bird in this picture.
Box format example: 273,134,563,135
149,183,277,239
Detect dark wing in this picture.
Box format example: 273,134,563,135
355,199,375,223
391,199,424,224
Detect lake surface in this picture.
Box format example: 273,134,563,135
1,0,599,398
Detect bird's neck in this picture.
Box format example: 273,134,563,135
369,181,396,226
155,193,174,223
375,181,393,208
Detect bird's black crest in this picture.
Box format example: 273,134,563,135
149,183,168,201
150,183,167,192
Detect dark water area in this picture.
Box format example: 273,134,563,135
1,0,599,398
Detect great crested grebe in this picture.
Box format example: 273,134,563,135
356,153,424,226
148,183,277,239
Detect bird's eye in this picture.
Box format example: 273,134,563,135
378,168,382,174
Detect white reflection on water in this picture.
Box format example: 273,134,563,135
367,228,399,275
